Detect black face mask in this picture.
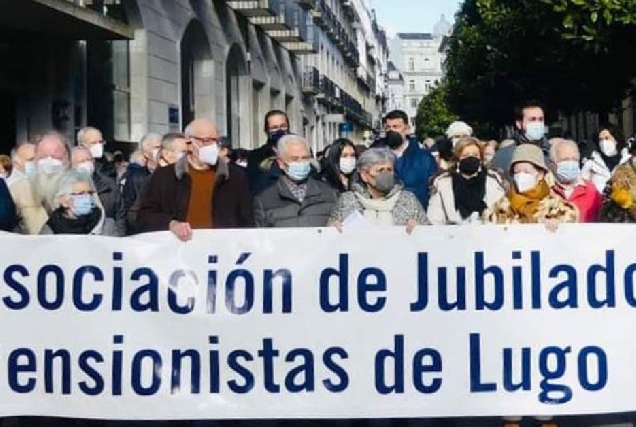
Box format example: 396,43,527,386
458,156,481,175
384,131,404,149
268,130,289,147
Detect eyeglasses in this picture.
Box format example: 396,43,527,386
70,191,94,196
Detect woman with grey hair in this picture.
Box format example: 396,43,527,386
328,147,429,232
40,170,109,235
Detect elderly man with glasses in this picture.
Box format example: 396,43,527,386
138,118,254,241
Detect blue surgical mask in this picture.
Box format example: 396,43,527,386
286,161,311,181
24,161,36,177
525,122,546,141
71,194,94,216
556,160,580,183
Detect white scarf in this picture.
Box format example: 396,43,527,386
354,190,401,226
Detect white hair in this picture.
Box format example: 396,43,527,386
76,126,100,145
55,170,95,204
549,138,580,162
139,133,162,151
446,121,473,138
277,134,311,157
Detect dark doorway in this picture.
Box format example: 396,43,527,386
180,21,213,130
0,91,16,154
181,32,195,127
226,44,247,143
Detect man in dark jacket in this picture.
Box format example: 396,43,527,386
77,126,117,180
0,178,16,232
254,134,337,228
71,146,126,235
138,118,253,241
246,109,290,196
375,110,437,209
490,101,550,179
120,133,162,234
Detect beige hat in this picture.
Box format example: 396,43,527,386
510,143,547,172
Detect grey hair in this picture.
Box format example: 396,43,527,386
446,121,473,138
162,133,186,150
277,134,310,157
356,147,397,172
549,138,579,162
76,126,100,145
71,145,92,160
54,170,95,207
139,133,162,151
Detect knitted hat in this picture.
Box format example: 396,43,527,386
510,143,547,172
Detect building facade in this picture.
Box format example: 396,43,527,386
386,61,404,113
387,15,451,127
299,0,388,151
0,0,388,156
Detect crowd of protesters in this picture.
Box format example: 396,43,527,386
1,102,632,243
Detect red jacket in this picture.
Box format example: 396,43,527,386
553,179,602,222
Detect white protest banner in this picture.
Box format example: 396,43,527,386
1,224,636,420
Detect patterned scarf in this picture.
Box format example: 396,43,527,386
508,179,551,222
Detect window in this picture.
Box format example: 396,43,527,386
87,39,131,142
408,57,414,71
411,98,418,108
409,80,415,91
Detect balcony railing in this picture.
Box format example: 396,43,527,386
226,0,281,18
250,0,293,31
283,19,319,54
341,89,373,127
311,0,327,28
302,66,321,94
297,0,315,11
266,0,308,41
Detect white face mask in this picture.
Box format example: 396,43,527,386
599,138,617,156
514,172,538,193
76,161,95,176
37,157,65,176
198,144,219,166
339,157,356,175
236,160,248,168
89,143,104,159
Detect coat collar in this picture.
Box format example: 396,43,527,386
174,156,229,181
276,176,322,200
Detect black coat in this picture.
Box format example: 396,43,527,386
120,164,152,234
93,171,126,236
0,179,16,232
138,158,254,232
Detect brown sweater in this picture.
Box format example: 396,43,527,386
137,158,254,232
186,167,215,228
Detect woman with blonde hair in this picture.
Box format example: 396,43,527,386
428,137,506,224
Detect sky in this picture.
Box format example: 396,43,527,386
368,0,463,36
